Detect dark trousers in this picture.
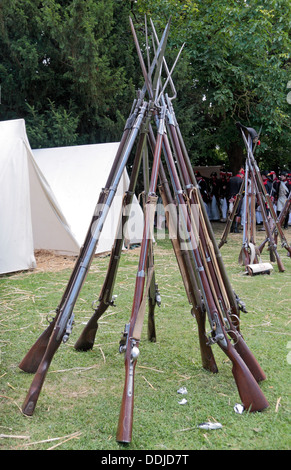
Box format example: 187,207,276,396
277,211,289,229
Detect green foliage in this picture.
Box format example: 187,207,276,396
26,100,79,148
136,0,291,172
0,0,290,171
0,0,137,147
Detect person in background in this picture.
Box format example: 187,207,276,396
208,172,220,221
195,171,211,218
219,171,228,221
267,171,279,204
276,171,290,229
261,170,272,195
226,168,244,233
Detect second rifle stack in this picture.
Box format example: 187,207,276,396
219,122,291,275
19,18,269,444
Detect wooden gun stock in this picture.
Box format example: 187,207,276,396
147,278,158,342
191,308,218,373
231,333,266,382
74,301,109,351
74,238,122,352
22,328,62,415
116,345,137,444
239,246,251,266
258,237,268,254
19,318,56,373
272,246,285,272
222,340,269,411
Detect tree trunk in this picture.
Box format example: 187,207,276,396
226,141,245,175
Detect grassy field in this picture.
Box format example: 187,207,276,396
0,222,290,451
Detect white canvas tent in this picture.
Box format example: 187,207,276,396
32,142,144,255
0,119,143,275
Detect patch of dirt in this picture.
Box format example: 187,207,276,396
34,250,77,273
33,246,142,273
32,242,174,274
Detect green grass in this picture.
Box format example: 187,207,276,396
0,223,290,450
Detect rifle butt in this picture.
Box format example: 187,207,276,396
19,320,55,374
116,358,136,444
22,354,53,416
275,251,285,272
274,232,278,246
22,332,62,415
233,336,266,382
74,302,109,351
74,324,98,351
147,311,157,342
199,337,218,374
218,239,225,249
192,308,218,373
268,246,276,263
238,247,250,267
258,240,267,253
225,344,269,412
147,297,157,342
22,386,41,416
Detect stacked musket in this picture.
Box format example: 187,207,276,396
220,122,291,275
19,18,269,444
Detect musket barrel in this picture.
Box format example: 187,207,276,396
74,117,150,351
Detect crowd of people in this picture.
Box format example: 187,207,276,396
195,168,291,231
